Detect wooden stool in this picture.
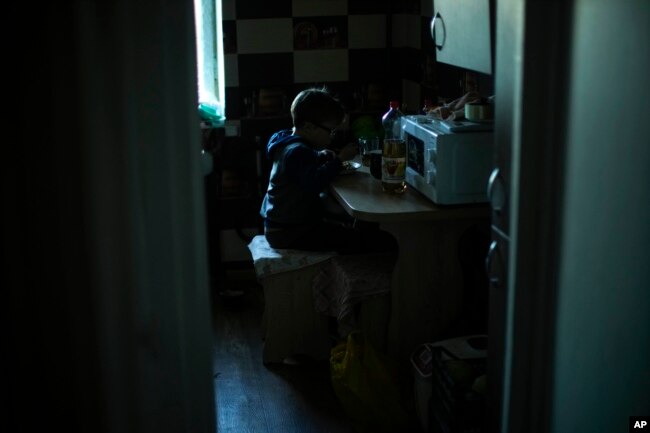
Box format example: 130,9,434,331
247,235,335,364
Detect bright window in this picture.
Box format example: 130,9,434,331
194,0,225,123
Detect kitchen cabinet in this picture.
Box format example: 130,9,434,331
431,0,493,75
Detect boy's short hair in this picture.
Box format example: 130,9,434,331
290,87,345,128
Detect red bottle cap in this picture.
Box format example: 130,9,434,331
389,101,400,108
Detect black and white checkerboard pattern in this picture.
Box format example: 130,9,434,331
222,0,449,119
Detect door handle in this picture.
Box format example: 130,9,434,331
485,239,503,289
430,12,446,50
487,167,505,216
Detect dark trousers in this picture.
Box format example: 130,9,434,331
265,220,398,256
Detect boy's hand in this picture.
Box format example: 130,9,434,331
318,149,337,161
337,143,358,161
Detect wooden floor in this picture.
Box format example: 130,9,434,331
210,266,423,433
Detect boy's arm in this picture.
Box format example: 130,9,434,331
317,149,337,163
285,145,342,192
318,144,356,164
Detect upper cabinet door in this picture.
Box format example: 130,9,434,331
431,0,493,75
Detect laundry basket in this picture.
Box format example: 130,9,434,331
411,335,487,433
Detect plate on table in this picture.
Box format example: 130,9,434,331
340,161,361,175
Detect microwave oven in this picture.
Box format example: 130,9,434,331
402,115,495,205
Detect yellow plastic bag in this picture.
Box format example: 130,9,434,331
330,331,410,432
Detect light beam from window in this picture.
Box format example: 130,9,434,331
194,0,225,121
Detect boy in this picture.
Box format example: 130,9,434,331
260,87,397,255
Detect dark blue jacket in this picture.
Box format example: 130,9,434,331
260,129,342,228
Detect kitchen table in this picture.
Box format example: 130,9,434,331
330,161,490,363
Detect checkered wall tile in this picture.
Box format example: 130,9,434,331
223,0,492,121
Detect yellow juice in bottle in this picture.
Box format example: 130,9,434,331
381,138,407,194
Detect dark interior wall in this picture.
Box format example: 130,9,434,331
223,0,438,121
214,0,496,186
222,0,493,121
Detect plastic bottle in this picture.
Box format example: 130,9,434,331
381,101,407,194
382,101,403,139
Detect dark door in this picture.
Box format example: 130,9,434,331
485,2,517,431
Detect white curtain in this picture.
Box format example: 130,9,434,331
7,1,216,432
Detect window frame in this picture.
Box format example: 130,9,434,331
194,0,225,120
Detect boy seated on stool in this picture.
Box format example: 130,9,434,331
260,87,397,255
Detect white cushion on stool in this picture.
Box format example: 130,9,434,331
248,234,335,278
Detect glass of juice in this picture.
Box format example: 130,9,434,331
358,136,380,167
